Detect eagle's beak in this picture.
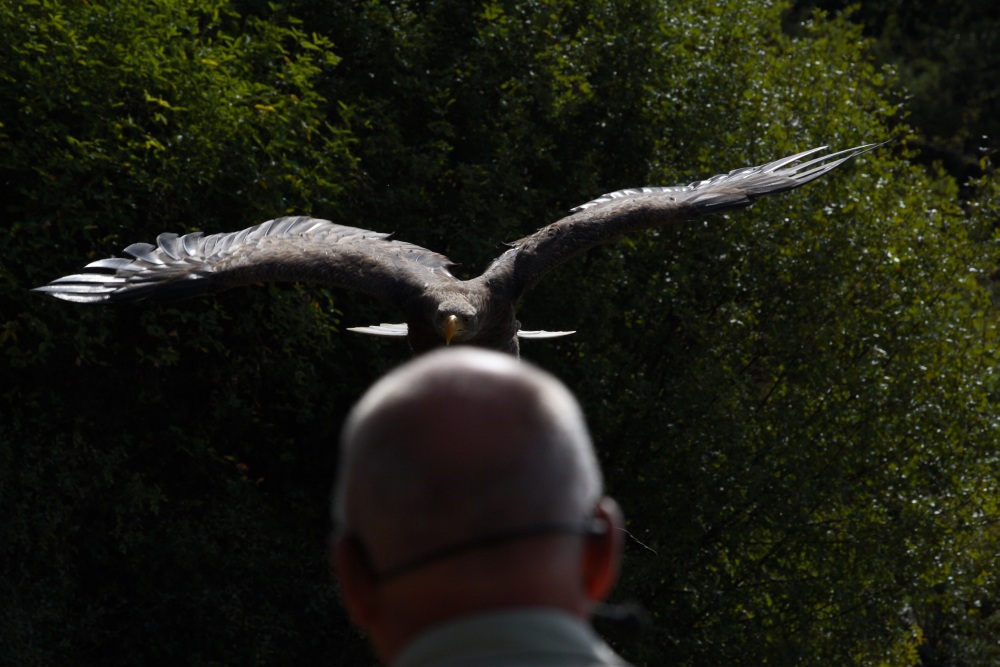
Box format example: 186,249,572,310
445,315,459,345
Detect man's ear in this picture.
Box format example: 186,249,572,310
581,497,624,602
330,532,379,630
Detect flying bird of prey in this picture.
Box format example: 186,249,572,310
35,143,877,356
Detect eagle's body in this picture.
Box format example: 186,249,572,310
35,144,878,356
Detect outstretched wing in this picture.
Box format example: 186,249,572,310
483,143,880,298
34,216,458,307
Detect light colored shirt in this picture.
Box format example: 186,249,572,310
393,608,632,667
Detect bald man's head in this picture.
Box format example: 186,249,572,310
331,350,625,662
333,348,603,576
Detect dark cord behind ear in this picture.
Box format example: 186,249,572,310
353,520,607,585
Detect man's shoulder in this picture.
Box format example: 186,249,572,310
393,608,633,667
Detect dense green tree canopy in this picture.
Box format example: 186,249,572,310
789,0,999,182
2,1,997,665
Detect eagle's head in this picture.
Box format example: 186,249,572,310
433,299,480,345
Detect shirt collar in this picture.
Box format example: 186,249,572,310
393,608,629,667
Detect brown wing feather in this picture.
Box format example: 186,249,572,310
482,143,879,299
34,216,458,306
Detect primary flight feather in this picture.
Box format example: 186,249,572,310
35,143,878,356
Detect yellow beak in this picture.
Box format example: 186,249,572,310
444,315,459,345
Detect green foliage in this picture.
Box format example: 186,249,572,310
0,0,366,663
2,0,997,666
282,0,667,274
788,0,1000,182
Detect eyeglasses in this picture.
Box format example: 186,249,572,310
349,517,608,585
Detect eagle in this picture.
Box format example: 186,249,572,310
35,144,877,356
